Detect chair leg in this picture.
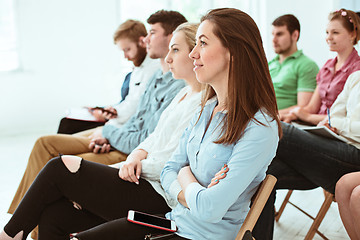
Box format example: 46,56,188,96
275,190,293,222
304,191,334,240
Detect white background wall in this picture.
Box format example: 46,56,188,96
1,0,358,136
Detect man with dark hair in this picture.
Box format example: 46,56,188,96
269,14,319,119
147,10,188,35
9,10,187,239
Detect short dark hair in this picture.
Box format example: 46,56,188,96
272,14,300,41
147,10,187,35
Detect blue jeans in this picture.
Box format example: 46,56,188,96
253,122,360,240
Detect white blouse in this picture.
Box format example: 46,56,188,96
117,86,202,208
330,70,360,149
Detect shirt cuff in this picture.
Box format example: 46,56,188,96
168,180,183,201
184,182,205,209
102,124,113,139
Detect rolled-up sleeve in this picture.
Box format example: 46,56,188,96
160,114,198,201
183,120,279,223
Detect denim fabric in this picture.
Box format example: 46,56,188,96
161,98,279,240
253,122,360,240
103,70,185,154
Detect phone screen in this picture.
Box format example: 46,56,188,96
133,212,172,229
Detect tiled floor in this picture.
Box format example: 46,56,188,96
0,133,349,240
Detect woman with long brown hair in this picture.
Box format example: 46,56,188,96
0,8,281,240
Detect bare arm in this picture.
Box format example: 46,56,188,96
278,91,314,117
302,87,321,114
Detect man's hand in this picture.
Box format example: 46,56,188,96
290,107,310,122
207,164,229,188
280,112,298,123
102,106,118,120
89,137,111,153
88,127,104,140
91,109,107,122
89,106,118,121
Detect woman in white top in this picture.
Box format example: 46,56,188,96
333,70,360,240
0,22,202,240
253,71,360,239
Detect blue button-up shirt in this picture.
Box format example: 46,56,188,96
161,98,279,240
103,69,185,154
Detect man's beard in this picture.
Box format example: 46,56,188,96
132,46,147,67
275,39,294,55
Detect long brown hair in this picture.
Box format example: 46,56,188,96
200,8,282,144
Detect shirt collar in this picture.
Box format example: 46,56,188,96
154,69,173,83
324,48,358,73
204,97,228,114
269,50,303,65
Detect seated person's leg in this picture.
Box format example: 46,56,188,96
77,151,127,165
8,134,91,214
276,122,360,193
5,157,171,240
73,127,102,138
38,198,105,240
335,172,360,240
75,217,189,240
252,158,317,240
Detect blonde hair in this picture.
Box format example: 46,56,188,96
173,22,199,51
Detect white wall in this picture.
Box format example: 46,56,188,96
0,0,131,136
251,0,337,67
0,0,358,137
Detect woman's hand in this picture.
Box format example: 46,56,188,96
178,166,197,188
118,150,147,184
177,190,189,208
317,117,338,134
208,164,229,188
323,123,338,134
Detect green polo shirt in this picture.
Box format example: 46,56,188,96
269,50,319,110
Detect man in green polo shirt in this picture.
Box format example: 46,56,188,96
269,14,318,117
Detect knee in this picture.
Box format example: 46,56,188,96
349,185,360,207
335,174,352,201
34,135,52,148
61,155,82,173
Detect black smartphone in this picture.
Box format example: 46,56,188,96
127,210,177,232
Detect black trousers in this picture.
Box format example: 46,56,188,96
252,123,360,240
57,118,105,134
5,157,188,240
